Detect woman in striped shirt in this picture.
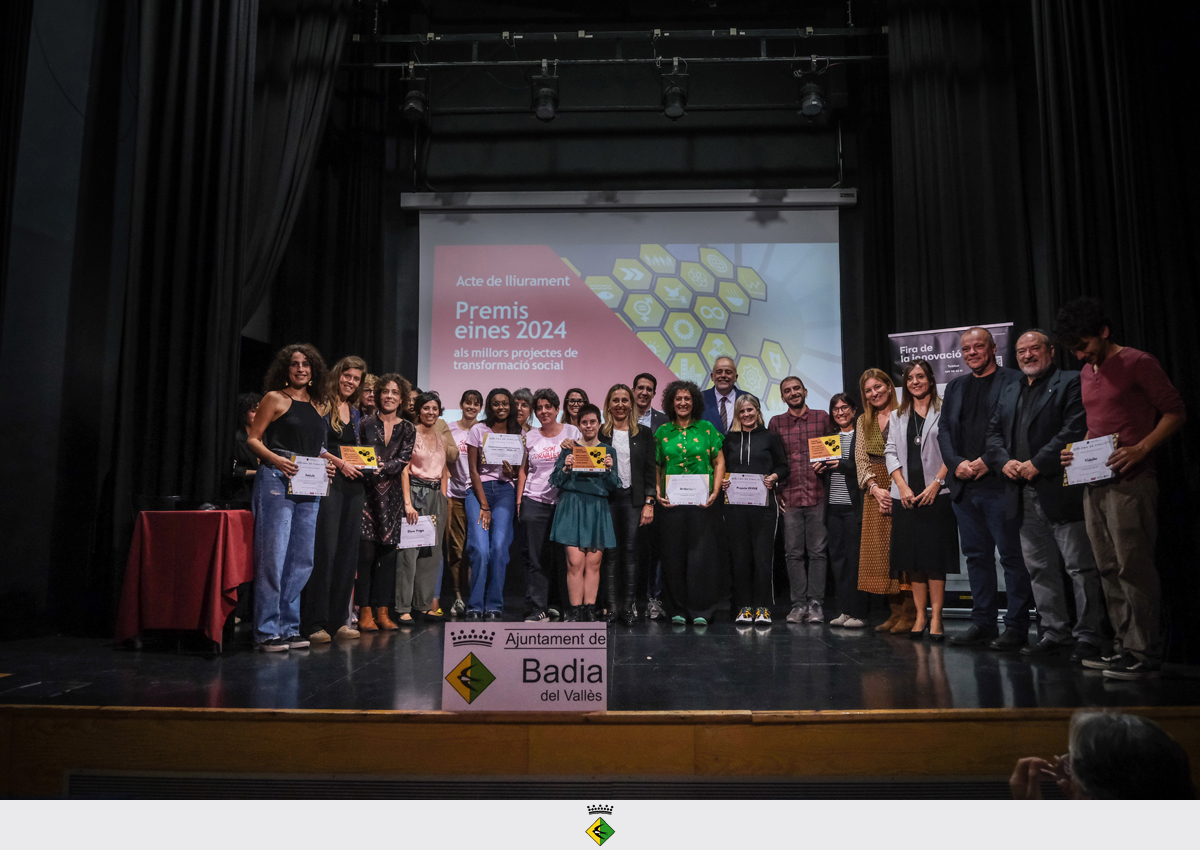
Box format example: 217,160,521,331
818,393,870,628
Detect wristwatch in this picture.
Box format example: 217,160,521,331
934,477,946,486
645,497,656,506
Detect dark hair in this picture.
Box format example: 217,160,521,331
897,359,941,416
513,387,534,407
781,375,806,391
576,403,603,425
483,387,520,432
826,392,859,435
533,387,560,409
263,343,330,406
1054,296,1112,348
460,389,483,407
633,372,658,391
662,380,705,424
373,372,412,416
561,387,589,425
325,356,368,435
413,391,442,418
235,392,262,428
1068,710,1195,799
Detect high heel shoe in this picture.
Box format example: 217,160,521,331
929,617,945,642
908,622,928,640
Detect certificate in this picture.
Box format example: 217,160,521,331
340,445,378,469
399,515,438,549
483,432,525,465
665,474,710,506
808,434,842,463
572,444,607,472
726,473,768,506
287,455,329,497
1065,434,1117,486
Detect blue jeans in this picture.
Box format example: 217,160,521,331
465,480,515,614
952,485,1033,630
251,467,320,643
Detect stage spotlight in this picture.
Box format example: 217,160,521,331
401,82,428,125
531,75,559,122
661,74,689,121
798,82,825,118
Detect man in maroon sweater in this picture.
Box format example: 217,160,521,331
1055,297,1186,681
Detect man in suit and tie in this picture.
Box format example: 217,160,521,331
985,330,1104,663
632,372,669,618
702,356,758,435
939,327,1034,649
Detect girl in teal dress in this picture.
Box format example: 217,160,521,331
550,404,620,621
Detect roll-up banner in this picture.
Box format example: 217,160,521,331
888,322,1014,393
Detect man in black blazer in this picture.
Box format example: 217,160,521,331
632,372,668,618
701,356,758,436
985,330,1103,662
937,327,1034,649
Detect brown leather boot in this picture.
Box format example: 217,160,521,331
376,607,399,630
875,597,903,632
358,606,378,631
890,595,918,633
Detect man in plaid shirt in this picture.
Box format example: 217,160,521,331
768,376,832,623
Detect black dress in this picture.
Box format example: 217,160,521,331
889,412,960,582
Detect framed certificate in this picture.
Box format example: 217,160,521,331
287,455,329,497
572,444,607,472
340,445,378,469
399,515,438,549
665,474,709,506
726,473,768,506
483,432,525,465
1065,435,1117,486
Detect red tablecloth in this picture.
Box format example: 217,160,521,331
116,510,255,648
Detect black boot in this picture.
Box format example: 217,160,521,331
580,604,597,622
564,605,580,622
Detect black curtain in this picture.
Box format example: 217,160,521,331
0,0,35,334
888,0,1042,334
1031,0,1200,660
241,0,353,324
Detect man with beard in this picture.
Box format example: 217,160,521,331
985,330,1104,663
939,327,1034,650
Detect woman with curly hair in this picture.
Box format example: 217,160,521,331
245,343,332,651
300,355,368,644
654,380,726,626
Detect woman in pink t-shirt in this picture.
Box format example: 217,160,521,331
397,392,453,623
445,389,482,617
517,388,581,621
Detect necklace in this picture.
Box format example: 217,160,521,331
914,411,927,446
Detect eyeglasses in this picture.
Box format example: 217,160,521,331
832,404,853,413
567,399,583,406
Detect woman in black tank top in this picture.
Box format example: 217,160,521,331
246,344,332,652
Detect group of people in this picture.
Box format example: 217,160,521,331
235,296,1185,683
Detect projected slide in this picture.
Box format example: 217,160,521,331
419,209,842,422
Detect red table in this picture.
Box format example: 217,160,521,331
116,510,255,649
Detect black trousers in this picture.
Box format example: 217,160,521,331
603,488,641,609
726,502,778,609
301,474,365,635
522,498,559,613
658,504,722,621
355,539,398,608
827,504,869,619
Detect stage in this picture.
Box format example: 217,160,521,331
3,616,1200,797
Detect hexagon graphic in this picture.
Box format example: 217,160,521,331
654,277,692,309
640,244,677,275
737,266,768,301
694,296,730,330
737,356,769,398
700,332,738,369
585,275,624,307
718,280,751,316
669,351,708,386
637,331,672,363
611,258,652,290
700,248,734,279
665,312,702,348
765,382,784,415
760,340,791,380
679,262,715,294
621,293,665,329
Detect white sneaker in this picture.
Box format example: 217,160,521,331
842,617,866,629
829,613,849,627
